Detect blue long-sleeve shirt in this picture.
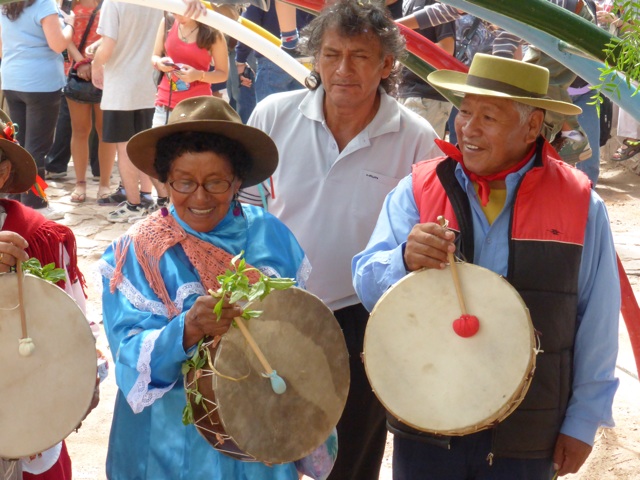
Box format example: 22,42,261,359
352,158,620,447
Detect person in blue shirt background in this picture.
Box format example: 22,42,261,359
353,54,620,480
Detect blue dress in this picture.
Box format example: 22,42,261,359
99,204,310,480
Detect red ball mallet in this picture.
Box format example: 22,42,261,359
438,216,480,338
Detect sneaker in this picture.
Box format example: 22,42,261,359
145,202,159,215
551,129,592,165
140,193,155,210
33,205,65,221
45,170,67,180
107,202,147,224
98,185,127,206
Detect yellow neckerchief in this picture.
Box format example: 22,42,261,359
474,183,507,225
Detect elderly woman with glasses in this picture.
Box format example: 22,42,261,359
98,96,319,479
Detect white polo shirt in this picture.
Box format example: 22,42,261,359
246,86,440,310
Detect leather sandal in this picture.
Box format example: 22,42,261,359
71,181,87,203
611,138,640,162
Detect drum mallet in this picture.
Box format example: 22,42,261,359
438,216,480,338
16,261,35,356
208,288,286,394
233,315,287,395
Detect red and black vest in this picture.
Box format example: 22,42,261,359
389,137,592,458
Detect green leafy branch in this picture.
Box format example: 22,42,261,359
181,338,210,426
181,251,295,426
210,250,295,322
591,1,640,111
21,258,66,284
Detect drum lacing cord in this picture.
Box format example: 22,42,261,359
204,356,250,383
2,460,18,480
533,330,544,356
204,336,250,383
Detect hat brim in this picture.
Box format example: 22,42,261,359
0,139,37,194
127,120,278,189
428,70,582,116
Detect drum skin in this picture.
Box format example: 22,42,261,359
364,264,536,436
186,287,349,464
0,273,97,458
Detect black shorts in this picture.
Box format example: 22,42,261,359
102,108,154,143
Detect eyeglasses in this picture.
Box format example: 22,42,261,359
168,178,234,194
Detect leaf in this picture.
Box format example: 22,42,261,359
231,251,244,267
242,309,263,318
213,299,223,320
182,405,194,426
21,258,66,284
229,290,245,304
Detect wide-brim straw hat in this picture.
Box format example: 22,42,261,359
427,53,582,116
127,96,278,188
0,108,37,194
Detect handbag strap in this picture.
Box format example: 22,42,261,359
455,16,483,61
76,1,103,61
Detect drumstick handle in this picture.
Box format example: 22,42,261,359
234,315,287,394
447,251,468,315
234,315,273,374
16,261,28,338
438,215,467,315
16,261,35,356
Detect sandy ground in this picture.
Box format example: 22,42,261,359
55,142,640,479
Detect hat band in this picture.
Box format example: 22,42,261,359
466,75,545,99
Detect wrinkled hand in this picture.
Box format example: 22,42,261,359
181,0,207,19
553,433,592,476
183,295,241,349
404,222,455,271
0,231,29,274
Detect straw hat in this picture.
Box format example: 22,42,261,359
427,53,582,115
0,109,37,194
127,96,278,188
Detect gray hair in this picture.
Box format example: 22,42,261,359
300,0,406,93
513,101,544,125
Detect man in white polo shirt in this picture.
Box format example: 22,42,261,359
244,1,439,478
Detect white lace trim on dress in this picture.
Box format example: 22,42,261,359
99,260,206,316
126,328,177,414
297,255,311,289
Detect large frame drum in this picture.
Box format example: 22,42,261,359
185,287,349,463
0,272,97,458
364,264,536,435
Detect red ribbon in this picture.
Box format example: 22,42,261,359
435,139,535,207
1,122,18,144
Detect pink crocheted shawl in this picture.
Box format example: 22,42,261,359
109,211,260,319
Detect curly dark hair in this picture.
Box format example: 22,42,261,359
154,131,252,183
299,0,405,93
2,0,36,21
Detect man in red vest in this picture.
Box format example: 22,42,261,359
353,54,620,479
